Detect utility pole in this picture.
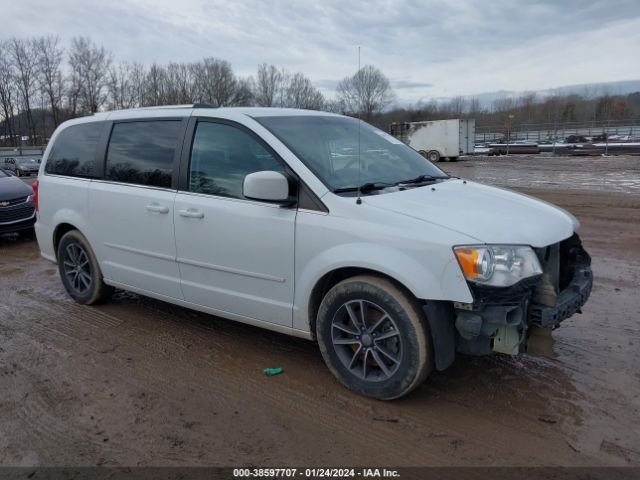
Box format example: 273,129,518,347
506,113,514,155
605,118,610,156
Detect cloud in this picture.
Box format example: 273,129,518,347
3,0,640,102
391,80,433,90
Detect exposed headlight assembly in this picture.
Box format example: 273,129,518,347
453,245,542,287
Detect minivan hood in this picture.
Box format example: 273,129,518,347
365,179,577,248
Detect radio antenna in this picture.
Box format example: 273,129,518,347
356,46,362,205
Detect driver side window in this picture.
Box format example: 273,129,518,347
189,122,285,200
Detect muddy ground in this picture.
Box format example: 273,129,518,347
0,155,639,467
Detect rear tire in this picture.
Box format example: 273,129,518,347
316,275,433,400
57,230,113,304
427,150,440,162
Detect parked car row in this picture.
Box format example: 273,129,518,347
0,157,41,176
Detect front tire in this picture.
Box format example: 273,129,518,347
316,275,433,400
57,230,113,304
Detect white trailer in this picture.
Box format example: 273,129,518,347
389,119,475,162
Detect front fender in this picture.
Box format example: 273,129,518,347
293,242,473,333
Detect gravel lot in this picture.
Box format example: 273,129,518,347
1,155,639,466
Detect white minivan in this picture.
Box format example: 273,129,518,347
34,106,592,399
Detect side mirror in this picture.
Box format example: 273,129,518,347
243,171,290,203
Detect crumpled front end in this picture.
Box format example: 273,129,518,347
452,233,592,357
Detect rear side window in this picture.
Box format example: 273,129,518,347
45,122,103,177
105,121,182,188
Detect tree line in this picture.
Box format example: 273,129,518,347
1,35,639,146
382,90,640,132
0,36,398,146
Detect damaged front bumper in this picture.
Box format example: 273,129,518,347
426,234,592,369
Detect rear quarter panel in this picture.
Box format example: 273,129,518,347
35,175,91,262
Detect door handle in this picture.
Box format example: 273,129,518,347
178,208,204,219
146,204,170,214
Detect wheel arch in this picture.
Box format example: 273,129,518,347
306,267,420,341
52,222,81,260
294,242,472,335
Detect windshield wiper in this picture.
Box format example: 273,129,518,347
333,182,393,194
395,174,452,186
333,175,456,194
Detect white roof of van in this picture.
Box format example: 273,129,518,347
94,105,340,119
56,106,342,130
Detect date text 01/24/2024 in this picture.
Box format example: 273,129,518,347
233,468,401,478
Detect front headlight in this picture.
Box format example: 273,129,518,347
453,245,542,287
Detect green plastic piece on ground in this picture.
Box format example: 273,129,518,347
263,367,284,376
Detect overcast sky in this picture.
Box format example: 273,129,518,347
5,0,640,103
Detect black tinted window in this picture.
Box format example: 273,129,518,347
188,122,284,199
106,121,181,188
45,122,103,177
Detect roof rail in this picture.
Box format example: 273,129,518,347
193,103,217,109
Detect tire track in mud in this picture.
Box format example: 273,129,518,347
11,285,448,463
8,287,586,465
104,305,580,465
2,288,348,464
0,327,133,464
20,298,424,464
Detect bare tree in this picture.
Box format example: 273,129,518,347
68,36,112,113
9,37,39,142
165,62,195,104
595,94,614,121
129,62,147,107
491,96,515,114
0,41,18,146
323,98,346,114
253,63,285,107
67,68,82,116
192,58,237,106
36,35,64,127
448,96,466,117
283,72,324,110
232,77,254,106
518,92,537,123
336,65,395,121
144,63,167,106
107,62,138,110
468,97,481,117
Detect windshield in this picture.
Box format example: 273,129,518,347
0,169,7,178
254,115,447,192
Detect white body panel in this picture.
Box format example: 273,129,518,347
405,119,475,158
173,192,296,327
34,175,91,261
89,181,182,299
35,107,575,339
